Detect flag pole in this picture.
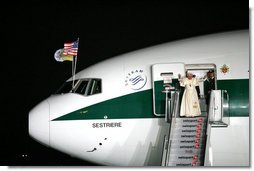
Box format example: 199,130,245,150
72,38,79,91
72,55,77,88
72,56,75,91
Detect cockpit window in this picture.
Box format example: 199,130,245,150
87,79,102,95
75,80,89,95
55,80,79,94
54,78,102,96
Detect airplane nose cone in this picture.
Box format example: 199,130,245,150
29,100,50,146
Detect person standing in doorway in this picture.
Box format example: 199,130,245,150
204,70,215,106
178,71,205,117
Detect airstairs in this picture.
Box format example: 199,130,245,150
161,116,208,166
160,87,229,166
160,85,209,167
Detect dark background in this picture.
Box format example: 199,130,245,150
3,1,248,166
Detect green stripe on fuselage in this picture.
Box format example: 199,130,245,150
52,79,249,121
53,89,158,121
217,79,249,117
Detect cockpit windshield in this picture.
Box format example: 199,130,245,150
55,78,102,96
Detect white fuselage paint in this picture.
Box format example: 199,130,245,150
50,118,169,166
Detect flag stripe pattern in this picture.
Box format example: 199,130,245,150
63,40,79,56
54,48,73,62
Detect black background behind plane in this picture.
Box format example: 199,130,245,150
3,1,248,166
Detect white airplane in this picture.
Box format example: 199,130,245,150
29,30,249,166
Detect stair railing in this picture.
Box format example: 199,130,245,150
161,91,180,166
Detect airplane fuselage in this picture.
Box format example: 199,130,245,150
29,30,249,166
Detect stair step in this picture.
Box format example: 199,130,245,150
169,148,204,155
173,128,207,132
169,144,205,150
169,154,204,160
175,118,207,124
168,155,203,163
167,161,202,167
170,139,206,145
174,123,207,128
170,135,204,140
171,131,206,138
173,127,207,131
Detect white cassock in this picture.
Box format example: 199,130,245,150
179,77,201,117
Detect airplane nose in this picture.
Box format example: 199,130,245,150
29,100,50,146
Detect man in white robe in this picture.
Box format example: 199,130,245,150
179,72,203,117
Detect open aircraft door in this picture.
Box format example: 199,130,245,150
152,63,185,116
208,90,230,127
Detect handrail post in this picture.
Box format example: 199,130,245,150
164,91,180,165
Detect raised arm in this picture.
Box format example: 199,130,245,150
198,75,207,82
178,74,182,81
178,74,185,87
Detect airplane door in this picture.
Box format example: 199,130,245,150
208,90,230,127
152,63,185,116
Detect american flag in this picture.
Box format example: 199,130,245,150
63,39,79,56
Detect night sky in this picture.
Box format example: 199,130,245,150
3,1,248,166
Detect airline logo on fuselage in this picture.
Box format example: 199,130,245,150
125,69,147,90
